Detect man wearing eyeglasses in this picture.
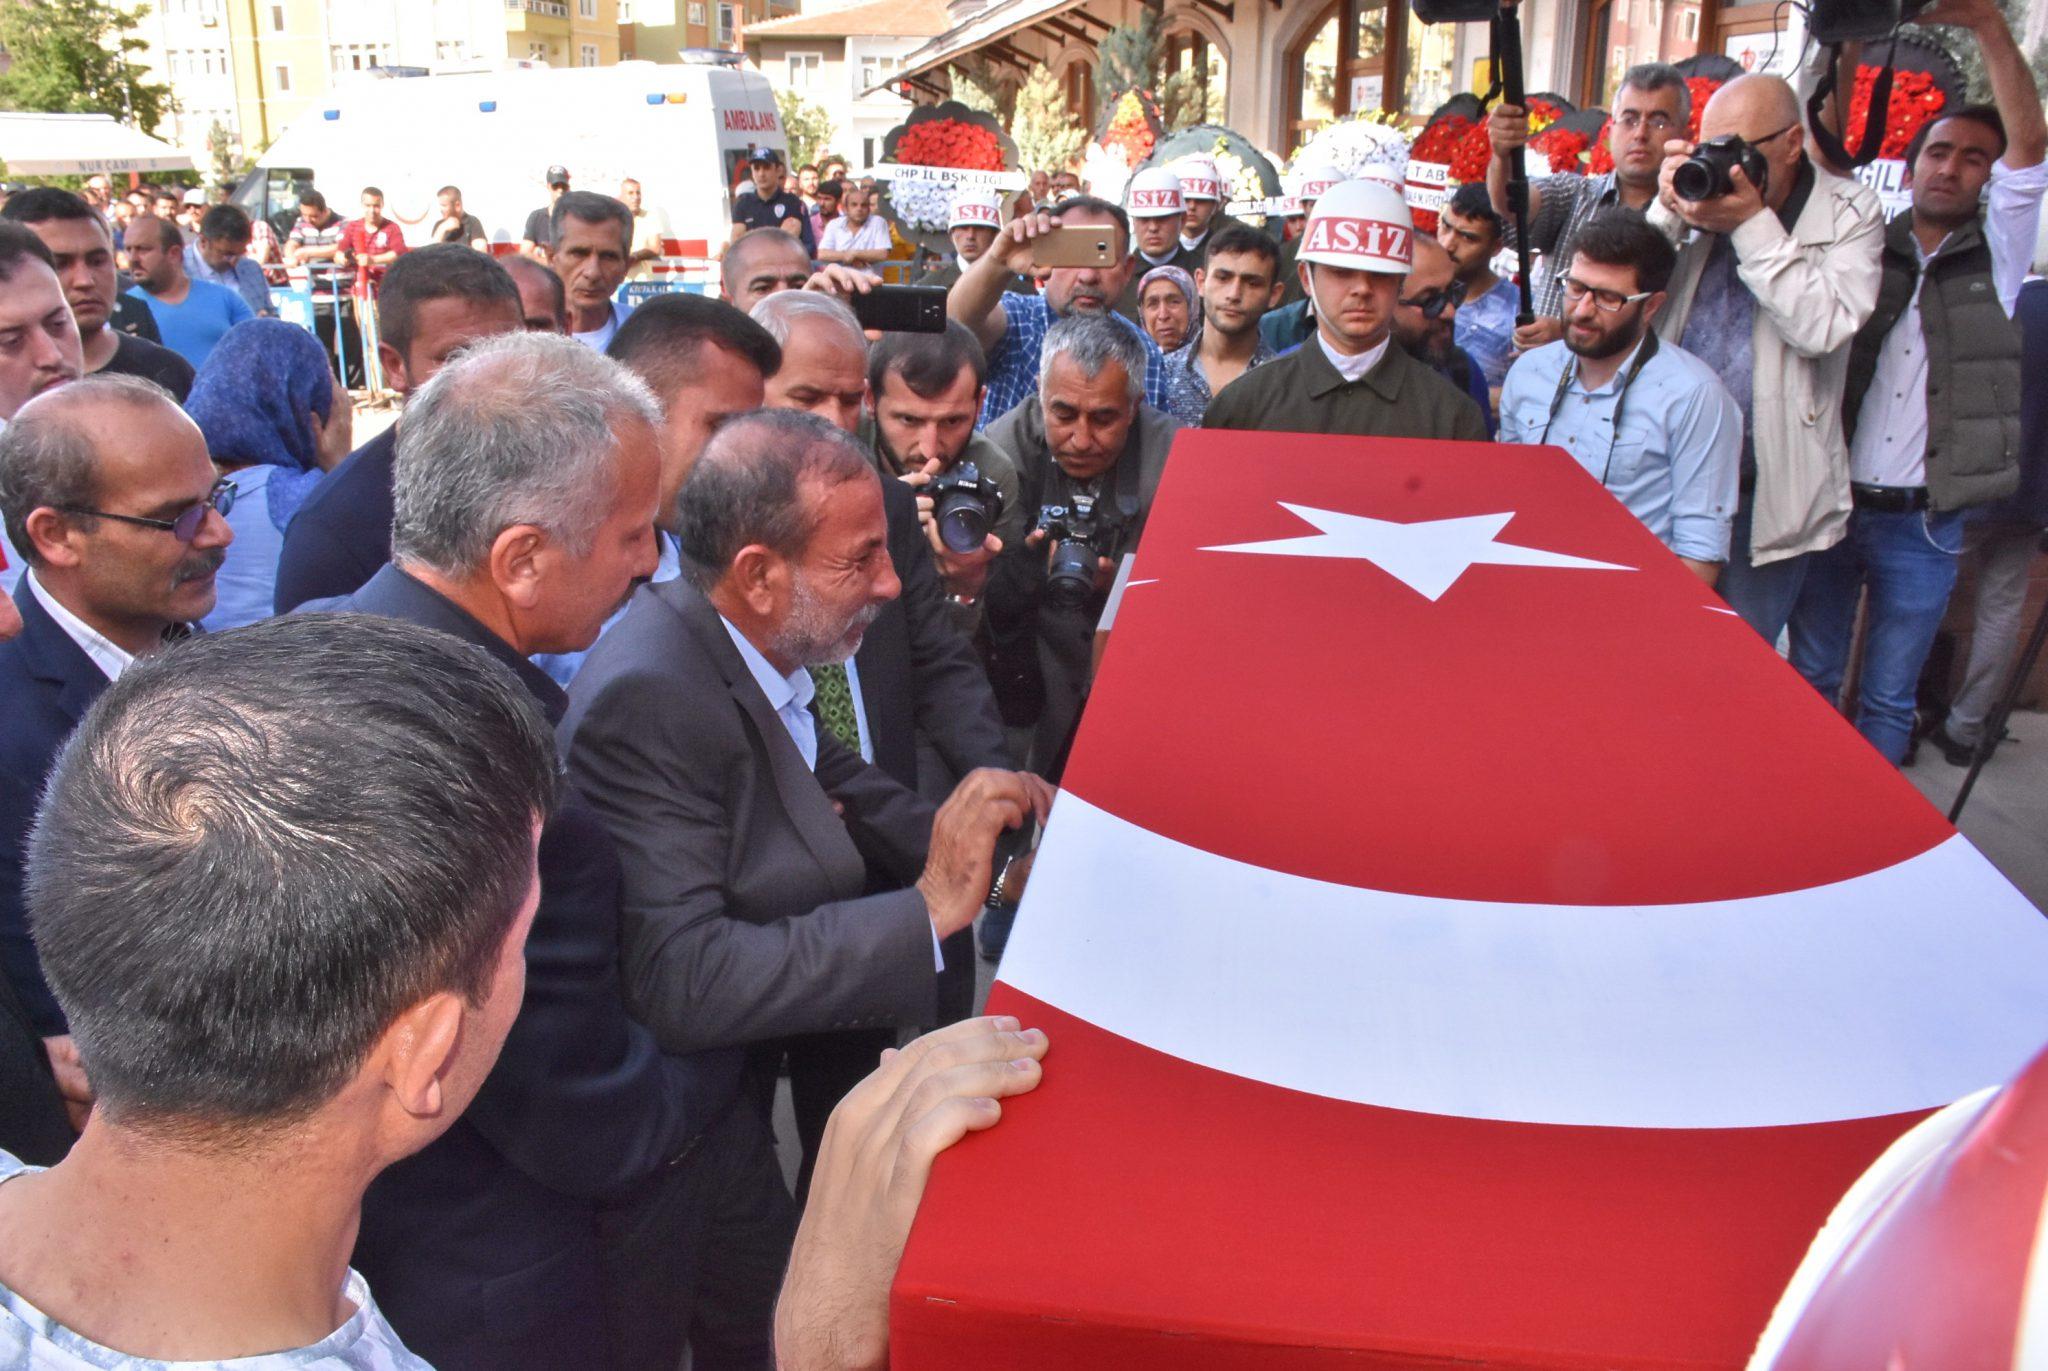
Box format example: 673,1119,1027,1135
1487,60,1692,351
1647,71,1883,647
1499,209,1740,583
1393,235,1494,436
0,373,233,1152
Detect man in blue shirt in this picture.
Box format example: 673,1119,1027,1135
1438,182,1520,393
183,204,274,318
948,196,1170,427
123,215,251,370
1498,208,1740,581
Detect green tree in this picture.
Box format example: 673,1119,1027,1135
774,87,835,171
948,59,1014,125
1095,11,1200,133
0,0,172,135
206,119,252,188
1011,65,1084,175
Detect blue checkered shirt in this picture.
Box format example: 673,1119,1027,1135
978,292,1171,428
1160,323,1277,428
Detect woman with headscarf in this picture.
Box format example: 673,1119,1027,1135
185,318,353,630
1137,264,1197,354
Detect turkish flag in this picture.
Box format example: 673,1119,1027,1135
890,434,2048,1368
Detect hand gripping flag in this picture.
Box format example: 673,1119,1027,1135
890,432,2048,1369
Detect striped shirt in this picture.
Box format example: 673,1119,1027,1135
1506,171,1624,319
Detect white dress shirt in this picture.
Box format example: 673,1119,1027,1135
1850,158,2048,487
1316,330,1391,383
27,571,134,680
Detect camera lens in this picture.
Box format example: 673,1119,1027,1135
935,491,990,554
1045,540,1096,609
1672,155,1720,203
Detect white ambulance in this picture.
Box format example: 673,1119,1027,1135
233,57,786,252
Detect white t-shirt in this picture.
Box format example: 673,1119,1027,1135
818,215,893,276
0,1152,432,1370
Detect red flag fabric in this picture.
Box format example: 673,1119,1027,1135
890,433,2048,1369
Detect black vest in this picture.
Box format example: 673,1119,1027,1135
1843,211,2022,510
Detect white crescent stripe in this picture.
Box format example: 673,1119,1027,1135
1001,795,2048,1128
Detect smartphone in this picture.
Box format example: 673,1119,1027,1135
1032,224,1119,269
848,284,949,333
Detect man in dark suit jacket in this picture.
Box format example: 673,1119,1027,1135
272,244,522,612
323,332,766,1371
0,375,233,1143
561,409,1048,1189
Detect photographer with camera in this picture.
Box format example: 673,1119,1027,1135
983,316,1180,778
1647,72,1884,644
864,323,1026,609
1782,0,2046,767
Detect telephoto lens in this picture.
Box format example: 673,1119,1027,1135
929,461,1004,555
1045,537,1099,609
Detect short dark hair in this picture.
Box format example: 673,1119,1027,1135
551,191,633,254
377,243,522,361
797,163,818,175
27,612,557,1134
1,188,103,232
1049,194,1131,254
720,227,812,298
867,320,987,400
298,188,328,212
361,185,384,200
609,293,781,407
502,254,566,322
437,184,463,198
677,408,875,589
0,218,58,283
198,203,252,244
818,179,846,201
1906,103,2008,169
1204,221,1280,273
129,214,182,251
1445,182,1504,238
1567,206,1677,296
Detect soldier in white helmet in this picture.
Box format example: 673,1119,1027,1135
914,188,1033,293
1206,178,1488,439
1117,166,1188,321
1172,154,1258,270
1276,162,1346,308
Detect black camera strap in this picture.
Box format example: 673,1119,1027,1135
1807,37,1898,171
1538,328,1660,485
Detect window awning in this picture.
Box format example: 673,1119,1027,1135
0,113,196,177
869,0,1100,96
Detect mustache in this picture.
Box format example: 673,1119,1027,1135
174,548,226,584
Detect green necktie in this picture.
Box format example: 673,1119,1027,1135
809,662,862,756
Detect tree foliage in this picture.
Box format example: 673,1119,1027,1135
948,59,1014,126
774,87,835,171
1094,10,1202,133
1011,65,1084,176
0,0,172,134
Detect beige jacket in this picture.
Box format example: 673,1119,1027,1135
1650,165,1884,566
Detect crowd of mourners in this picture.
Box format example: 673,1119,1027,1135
0,2,2042,1365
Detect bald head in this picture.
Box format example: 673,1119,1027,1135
1698,75,1806,210
753,291,869,433
676,408,876,590
501,254,567,333
724,229,814,313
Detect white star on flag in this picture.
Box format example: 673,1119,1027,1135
1202,503,1634,602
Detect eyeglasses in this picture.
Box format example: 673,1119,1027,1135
1558,274,1654,314
59,476,235,542
1398,278,1468,319
1613,111,1678,133
1749,120,1799,149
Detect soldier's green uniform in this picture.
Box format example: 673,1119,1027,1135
1203,332,1489,441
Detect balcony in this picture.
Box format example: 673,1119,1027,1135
506,0,569,15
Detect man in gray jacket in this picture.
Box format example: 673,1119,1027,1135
1648,71,1884,644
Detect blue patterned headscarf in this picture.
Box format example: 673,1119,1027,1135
185,318,338,531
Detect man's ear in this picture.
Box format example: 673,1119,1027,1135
731,544,786,617
1643,290,1671,329
1194,267,1208,291
379,991,467,1122
378,342,410,395
488,525,549,612
22,507,86,569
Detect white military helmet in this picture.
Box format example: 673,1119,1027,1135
1296,178,1415,274
1173,154,1222,202
1292,162,1346,205
1355,162,1405,193
1125,166,1186,219
949,189,1003,230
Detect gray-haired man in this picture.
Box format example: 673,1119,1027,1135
552,191,635,350
324,332,755,1371
983,314,1180,779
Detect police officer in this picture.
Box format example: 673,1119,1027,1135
1118,167,1188,322
1205,178,1488,440
729,144,817,259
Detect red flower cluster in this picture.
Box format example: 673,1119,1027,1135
1845,67,1945,160
1587,76,1723,175
1530,125,1590,173
895,118,1005,171
1409,114,1473,165
1101,91,1157,166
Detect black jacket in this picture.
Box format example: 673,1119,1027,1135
273,425,398,612
331,566,739,1371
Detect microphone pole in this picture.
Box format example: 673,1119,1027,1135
1494,8,1536,327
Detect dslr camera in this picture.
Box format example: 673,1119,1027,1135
1673,134,1770,203
1035,492,1124,610
927,461,1005,555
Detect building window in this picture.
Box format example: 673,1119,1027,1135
582,43,600,65
274,63,292,92
857,53,900,92
716,2,736,43
436,39,469,61
787,51,821,86
1062,58,1093,126
579,0,597,16
270,4,285,31
530,41,549,61
1164,29,1228,125
1679,5,1700,40
688,1,706,23
1582,0,1702,106
330,43,392,73
619,0,633,18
